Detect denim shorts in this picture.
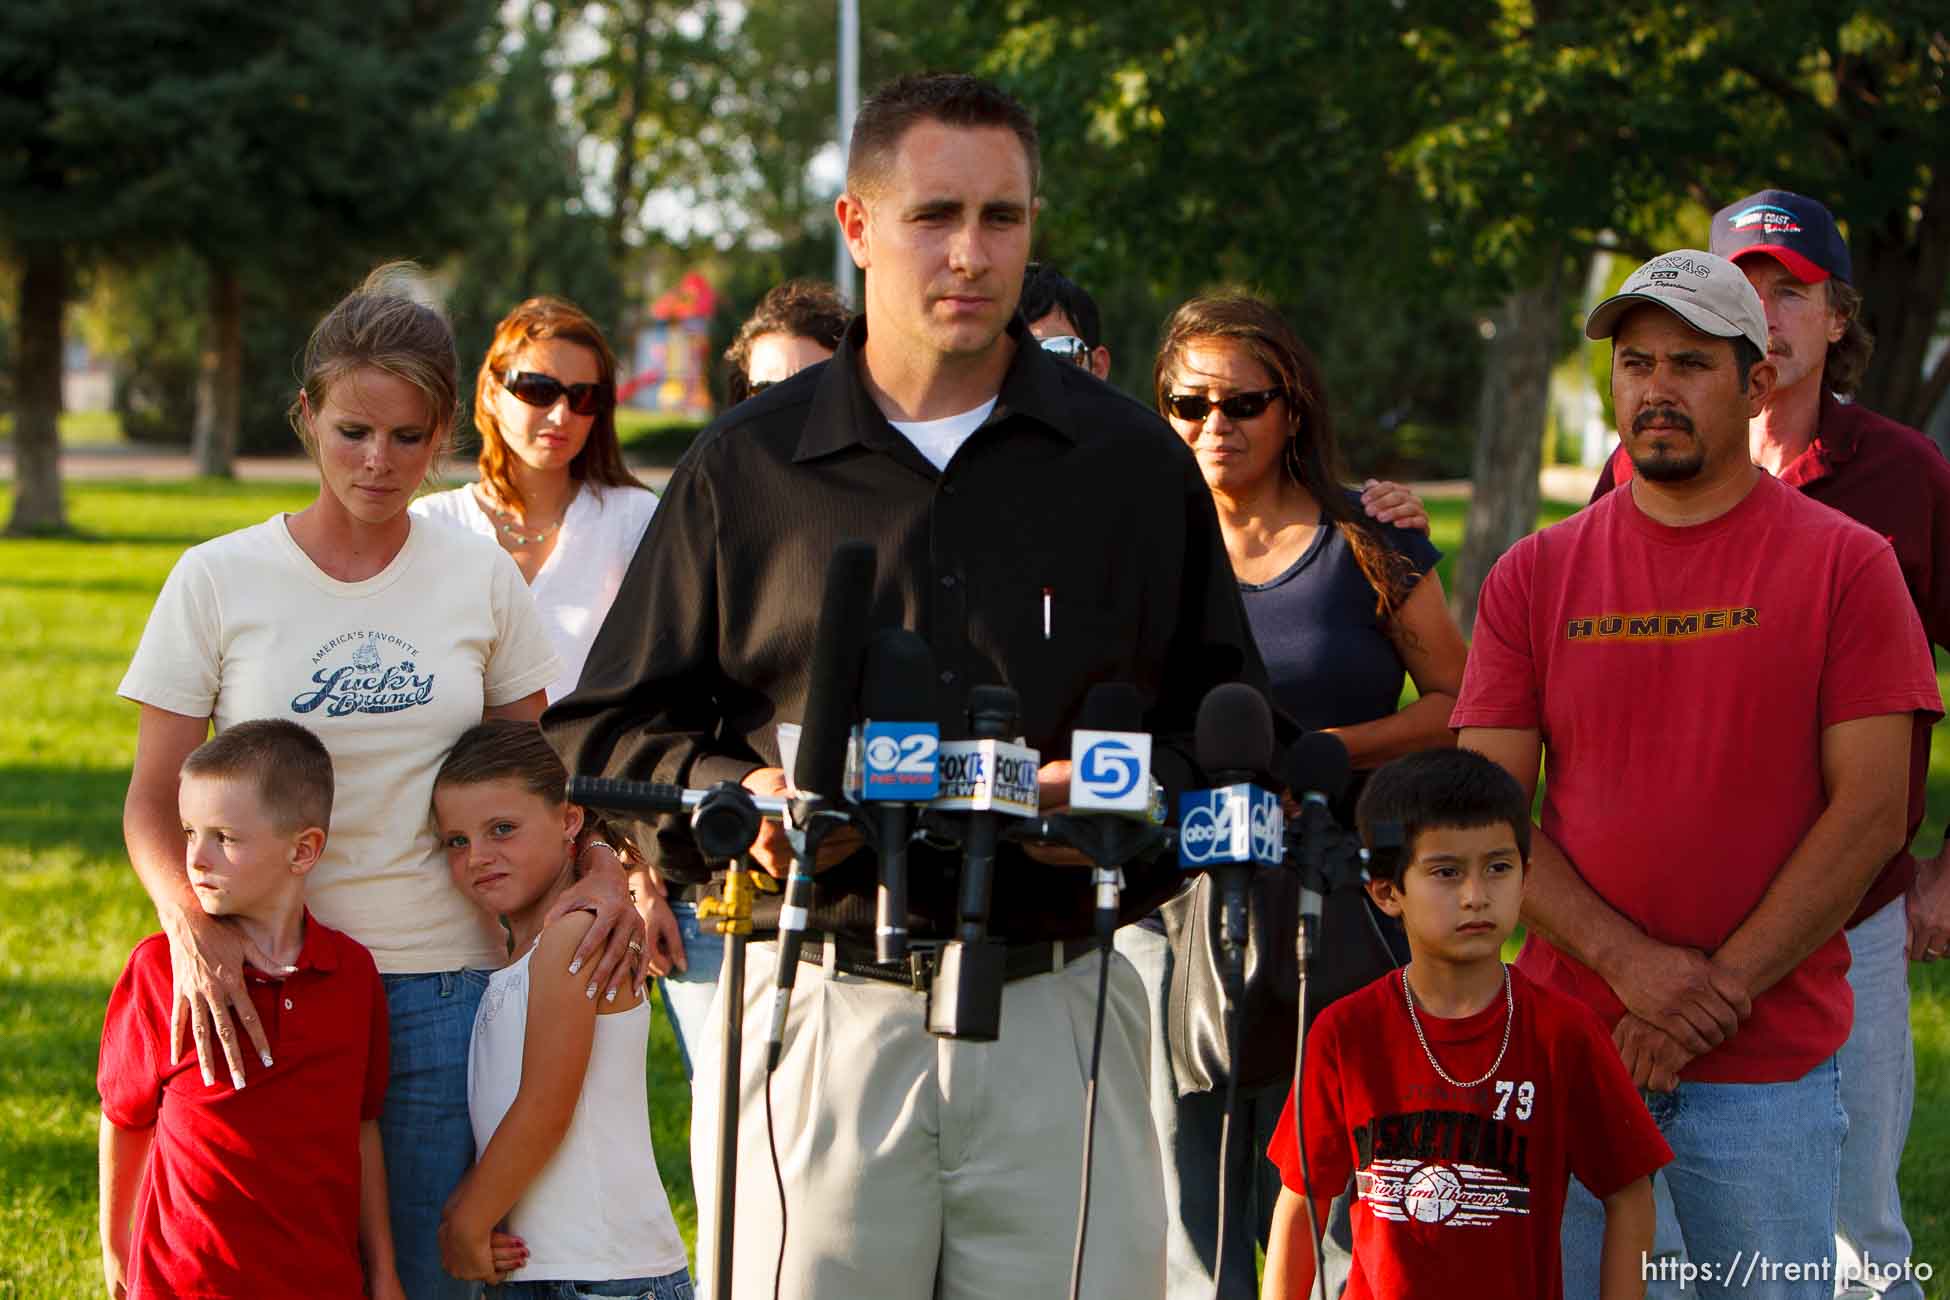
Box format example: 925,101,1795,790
486,1269,694,1300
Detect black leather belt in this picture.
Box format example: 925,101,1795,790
795,937,1098,993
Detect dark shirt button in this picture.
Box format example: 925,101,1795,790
940,574,956,590
940,669,957,685
942,482,957,496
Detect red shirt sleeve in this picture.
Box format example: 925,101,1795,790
1819,541,1944,729
1562,1002,1672,1198
1450,541,1541,731
358,948,390,1123
98,937,171,1130
1266,1010,1353,1199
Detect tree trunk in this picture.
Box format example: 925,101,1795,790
189,264,243,478
605,3,655,276
1450,256,1569,636
5,246,70,536
1852,165,1950,429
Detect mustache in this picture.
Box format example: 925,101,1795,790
1633,405,1695,434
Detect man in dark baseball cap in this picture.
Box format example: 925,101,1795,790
1711,188,1853,285
1590,190,1950,1300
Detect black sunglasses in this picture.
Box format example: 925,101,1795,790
500,370,611,416
1163,387,1283,422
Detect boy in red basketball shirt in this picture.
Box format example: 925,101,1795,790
1262,749,1670,1300
98,720,404,1300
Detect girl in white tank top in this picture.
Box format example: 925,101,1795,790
431,721,692,1299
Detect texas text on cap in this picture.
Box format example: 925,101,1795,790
1584,250,1769,356
1711,189,1852,285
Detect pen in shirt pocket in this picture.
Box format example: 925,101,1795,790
1042,585,1052,641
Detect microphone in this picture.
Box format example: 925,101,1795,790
857,628,940,962
1069,682,1154,935
766,540,876,1072
927,684,1039,1041
1067,683,1155,820
1275,732,1356,966
1180,682,1283,1007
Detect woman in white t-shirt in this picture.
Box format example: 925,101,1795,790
118,266,649,1300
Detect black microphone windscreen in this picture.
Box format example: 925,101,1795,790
1194,682,1275,779
859,628,936,719
1076,681,1144,734
966,684,1020,739
1277,731,1353,801
793,541,877,798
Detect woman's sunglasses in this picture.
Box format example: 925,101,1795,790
1163,387,1284,422
500,370,611,416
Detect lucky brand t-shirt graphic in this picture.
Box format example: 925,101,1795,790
293,630,437,716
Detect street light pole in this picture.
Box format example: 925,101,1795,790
834,0,859,304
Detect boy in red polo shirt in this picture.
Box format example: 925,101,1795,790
99,719,403,1300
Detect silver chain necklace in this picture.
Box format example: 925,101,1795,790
1399,964,1513,1089
476,485,572,547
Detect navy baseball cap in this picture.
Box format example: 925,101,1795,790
1711,189,1851,285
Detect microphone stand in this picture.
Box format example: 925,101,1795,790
1283,803,1401,1300
696,860,769,1300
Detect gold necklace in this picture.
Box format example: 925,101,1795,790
1400,964,1513,1089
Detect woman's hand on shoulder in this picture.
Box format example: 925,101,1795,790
1360,479,1431,535
543,845,646,1004
162,909,290,1091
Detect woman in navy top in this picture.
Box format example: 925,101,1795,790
1125,291,1469,1298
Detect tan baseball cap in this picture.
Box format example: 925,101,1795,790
1584,250,1769,355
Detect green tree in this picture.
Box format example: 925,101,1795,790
2,0,501,502
444,3,621,383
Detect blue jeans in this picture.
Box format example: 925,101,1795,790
382,969,491,1300
1561,1056,1847,1299
656,899,724,1081
1836,899,1921,1300
486,1268,694,1299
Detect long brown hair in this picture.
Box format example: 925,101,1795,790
1154,292,1414,622
474,297,644,514
1823,279,1874,396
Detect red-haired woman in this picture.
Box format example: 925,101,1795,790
413,297,656,706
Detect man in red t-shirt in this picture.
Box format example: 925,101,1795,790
1586,191,1950,1300
1454,250,1940,1298
98,721,400,1300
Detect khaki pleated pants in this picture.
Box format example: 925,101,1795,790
690,937,1167,1300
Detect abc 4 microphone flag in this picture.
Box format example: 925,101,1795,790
1177,784,1283,868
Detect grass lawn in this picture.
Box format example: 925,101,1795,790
615,407,707,467
0,410,130,448
0,485,1944,1296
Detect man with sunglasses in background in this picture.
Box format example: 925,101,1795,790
1585,191,1950,1300
546,73,1267,1300
1023,261,1112,380
722,278,853,406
